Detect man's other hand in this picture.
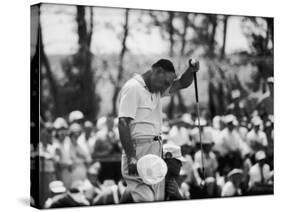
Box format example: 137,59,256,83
128,157,138,176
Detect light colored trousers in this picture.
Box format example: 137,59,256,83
121,137,165,202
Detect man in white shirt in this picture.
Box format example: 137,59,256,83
118,59,199,202
221,169,243,197
193,139,218,197
248,151,272,194
216,115,243,175
246,116,268,154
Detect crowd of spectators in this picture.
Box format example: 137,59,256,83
31,78,274,208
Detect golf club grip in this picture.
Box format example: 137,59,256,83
193,72,199,102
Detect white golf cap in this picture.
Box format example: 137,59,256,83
181,113,193,125
44,122,53,129
267,77,274,84
163,143,186,162
96,116,107,130
202,138,213,145
224,114,236,124
69,110,84,123
53,117,68,129
252,116,262,126
137,154,167,185
84,120,93,128
255,150,266,161
69,123,82,133
194,117,207,126
227,169,243,178
231,89,241,99
49,181,66,194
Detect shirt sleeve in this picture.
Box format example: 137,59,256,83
161,86,171,97
118,84,139,119
261,132,268,146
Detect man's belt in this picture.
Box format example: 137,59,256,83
132,136,162,145
153,136,162,141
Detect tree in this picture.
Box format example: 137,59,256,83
220,15,229,59
34,5,60,120
241,17,273,92
61,6,99,121
111,9,130,116
208,14,218,57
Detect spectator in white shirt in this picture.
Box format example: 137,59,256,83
248,151,271,193
246,116,268,155
76,121,95,162
168,116,192,147
221,169,243,197
193,139,218,197
216,115,243,175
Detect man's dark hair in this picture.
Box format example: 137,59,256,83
152,59,175,73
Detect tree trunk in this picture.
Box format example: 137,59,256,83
168,11,175,57
220,15,228,59
74,6,97,120
209,15,217,56
180,14,189,56
112,9,130,116
38,10,60,118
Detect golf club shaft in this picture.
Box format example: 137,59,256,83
194,72,205,181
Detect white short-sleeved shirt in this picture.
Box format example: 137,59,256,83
118,74,162,139
221,181,241,197
249,163,271,187
246,129,268,153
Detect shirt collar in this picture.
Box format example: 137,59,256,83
133,74,148,89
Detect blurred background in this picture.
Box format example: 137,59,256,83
30,3,273,208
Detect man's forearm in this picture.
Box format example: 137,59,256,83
118,118,136,160
179,66,194,89
169,67,194,94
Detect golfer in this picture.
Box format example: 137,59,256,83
118,59,199,202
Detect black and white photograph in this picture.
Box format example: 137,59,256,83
30,2,274,209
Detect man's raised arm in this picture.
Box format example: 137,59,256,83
168,60,200,95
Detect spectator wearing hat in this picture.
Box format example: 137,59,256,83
68,110,85,124
52,117,69,179
44,181,66,208
39,122,57,206
226,90,247,120
263,115,274,169
92,179,127,205
163,144,187,200
237,116,249,142
76,121,94,165
216,115,244,175
168,113,193,147
246,116,268,156
248,151,272,194
193,138,218,198
190,117,213,151
47,181,90,208
94,115,122,183
52,119,73,189
257,77,273,118
211,116,224,155
94,116,121,157
66,123,89,184
221,169,243,197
